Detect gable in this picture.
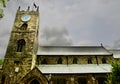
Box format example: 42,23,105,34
20,67,48,84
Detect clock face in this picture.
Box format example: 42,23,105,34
21,14,31,22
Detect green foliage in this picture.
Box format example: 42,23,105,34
0,8,3,18
106,60,120,84
0,59,3,65
0,0,6,7
0,0,8,18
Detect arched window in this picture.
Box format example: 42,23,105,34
88,57,92,64
21,23,28,30
30,79,40,84
41,59,47,64
58,57,62,64
102,57,107,64
73,57,78,64
17,39,26,52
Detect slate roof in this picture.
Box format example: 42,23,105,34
37,46,112,56
37,64,111,74
110,50,120,58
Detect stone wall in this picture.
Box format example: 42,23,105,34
37,55,113,65
44,74,107,84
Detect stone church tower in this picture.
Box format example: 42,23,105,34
2,6,39,84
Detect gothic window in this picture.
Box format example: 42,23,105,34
21,23,28,30
73,57,78,64
102,57,107,64
57,57,62,64
88,57,92,64
17,39,26,52
41,59,47,64
30,79,40,84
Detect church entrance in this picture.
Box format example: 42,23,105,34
30,79,40,84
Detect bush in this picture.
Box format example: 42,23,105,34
106,60,120,84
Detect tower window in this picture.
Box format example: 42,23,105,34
102,57,107,64
17,39,26,52
73,57,78,64
57,57,62,64
21,23,28,30
88,57,92,64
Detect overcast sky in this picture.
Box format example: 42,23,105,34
0,0,120,58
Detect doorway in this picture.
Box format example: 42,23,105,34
30,79,40,84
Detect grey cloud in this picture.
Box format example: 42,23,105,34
0,35,9,58
39,27,72,46
1,0,120,58
104,38,120,49
112,38,120,49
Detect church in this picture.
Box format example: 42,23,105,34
0,6,120,84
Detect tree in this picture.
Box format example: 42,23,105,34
106,60,120,84
0,0,9,18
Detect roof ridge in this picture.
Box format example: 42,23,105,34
39,46,103,48
101,46,113,55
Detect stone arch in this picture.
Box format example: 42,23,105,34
30,78,40,84
20,67,48,84
26,76,43,84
